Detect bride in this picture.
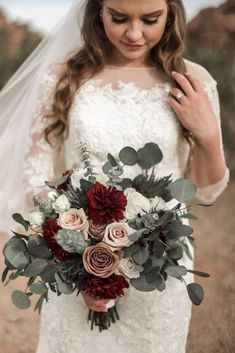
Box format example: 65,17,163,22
0,0,229,352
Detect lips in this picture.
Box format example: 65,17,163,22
122,42,144,47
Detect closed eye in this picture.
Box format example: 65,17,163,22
111,15,160,25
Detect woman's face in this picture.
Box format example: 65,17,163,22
102,0,169,66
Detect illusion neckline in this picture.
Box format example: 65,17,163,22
105,65,158,70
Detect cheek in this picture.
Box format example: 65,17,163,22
147,24,167,44
103,21,124,42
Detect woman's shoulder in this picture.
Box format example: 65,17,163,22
183,58,217,85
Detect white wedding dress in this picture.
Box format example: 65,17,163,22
23,59,229,353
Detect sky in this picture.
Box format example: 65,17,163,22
0,0,225,34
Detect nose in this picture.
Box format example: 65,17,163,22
125,21,143,42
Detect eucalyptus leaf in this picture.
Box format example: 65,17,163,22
166,221,193,239
128,228,145,242
123,244,135,258
9,269,23,280
107,153,118,167
132,243,149,265
3,236,27,253
118,178,132,189
12,213,30,231
169,179,197,203
153,239,165,258
55,273,73,294
23,259,49,277
187,283,204,305
157,212,174,226
131,273,162,292
28,235,51,259
2,267,9,283
166,246,183,260
12,290,31,310
150,256,164,270
187,270,210,278
165,265,187,278
180,213,198,220
80,178,94,193
137,143,163,169
4,258,16,270
103,161,114,175
4,246,29,270
34,294,45,314
119,146,138,166
30,283,48,295
40,264,57,283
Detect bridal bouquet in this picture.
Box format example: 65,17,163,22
2,142,210,332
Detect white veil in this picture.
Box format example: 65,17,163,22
0,0,87,232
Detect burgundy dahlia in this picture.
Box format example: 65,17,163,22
86,182,127,224
42,218,78,261
82,274,129,300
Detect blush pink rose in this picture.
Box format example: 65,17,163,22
83,243,122,278
102,222,134,248
58,208,89,240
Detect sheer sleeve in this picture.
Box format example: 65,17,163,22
184,59,230,203
22,67,62,213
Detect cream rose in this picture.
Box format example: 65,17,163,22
83,243,122,278
47,190,60,202
124,188,151,219
58,208,89,240
52,195,71,213
102,222,135,248
29,211,45,230
116,257,140,279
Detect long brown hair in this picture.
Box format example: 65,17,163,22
44,0,190,146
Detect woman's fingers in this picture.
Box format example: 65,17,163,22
185,73,203,92
171,71,195,97
170,88,187,104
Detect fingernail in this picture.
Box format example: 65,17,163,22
171,71,177,75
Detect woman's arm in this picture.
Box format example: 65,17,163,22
169,63,229,203
186,124,227,188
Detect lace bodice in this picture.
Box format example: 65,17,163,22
23,59,229,211
23,60,229,353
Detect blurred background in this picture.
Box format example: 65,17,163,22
0,1,234,353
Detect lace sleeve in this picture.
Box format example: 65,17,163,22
195,79,230,203
22,70,60,212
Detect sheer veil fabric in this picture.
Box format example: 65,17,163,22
0,0,87,232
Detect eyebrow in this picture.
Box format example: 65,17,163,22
107,7,164,17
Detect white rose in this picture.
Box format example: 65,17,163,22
29,211,45,230
47,191,60,202
150,196,167,211
71,170,86,190
52,195,71,213
117,257,140,279
124,188,151,218
102,222,135,248
58,208,89,240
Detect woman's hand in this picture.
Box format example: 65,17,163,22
81,291,111,312
169,71,220,148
